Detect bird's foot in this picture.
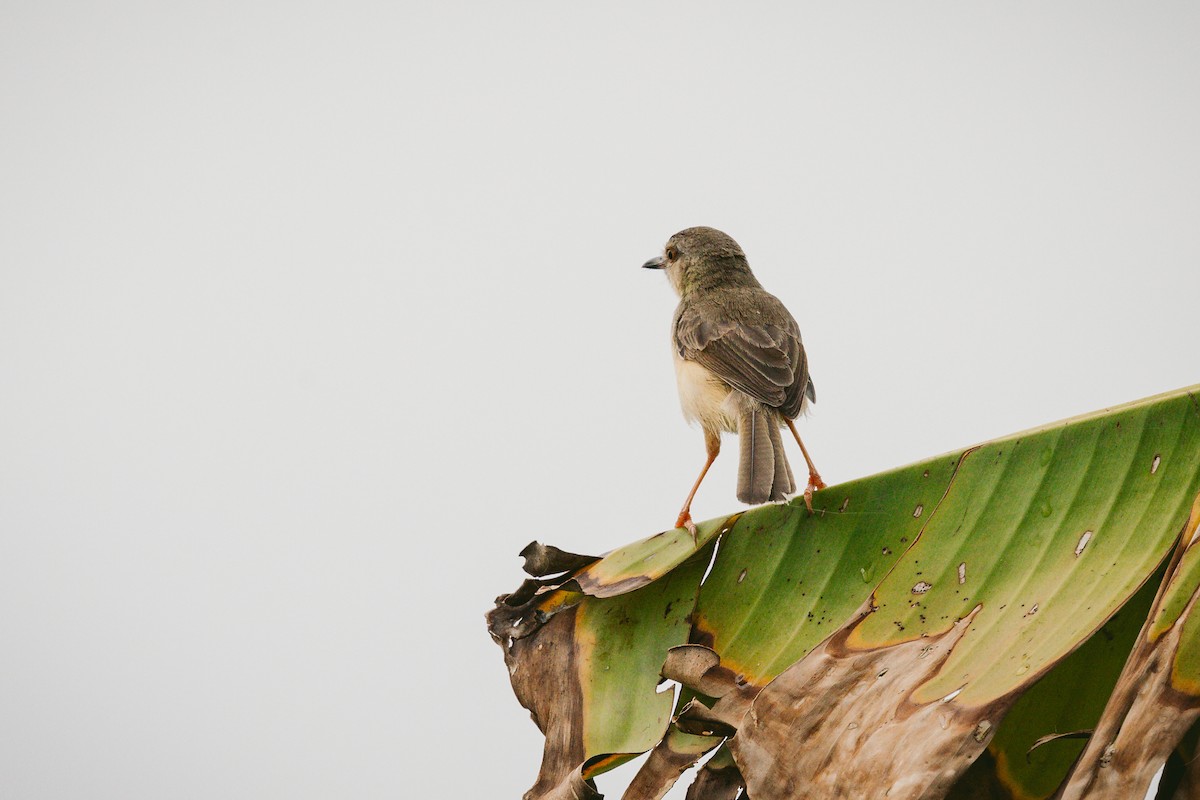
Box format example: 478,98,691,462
802,472,826,514
675,511,698,542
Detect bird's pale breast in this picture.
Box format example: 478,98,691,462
674,355,739,434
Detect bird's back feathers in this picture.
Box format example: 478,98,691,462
673,288,812,419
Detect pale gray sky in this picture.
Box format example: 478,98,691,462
1,2,1196,798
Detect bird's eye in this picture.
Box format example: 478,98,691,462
666,246,679,261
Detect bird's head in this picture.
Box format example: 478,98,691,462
642,226,757,296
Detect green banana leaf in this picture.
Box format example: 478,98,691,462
489,385,1200,799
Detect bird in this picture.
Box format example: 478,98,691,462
643,226,825,535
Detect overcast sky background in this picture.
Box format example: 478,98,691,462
2,2,1197,798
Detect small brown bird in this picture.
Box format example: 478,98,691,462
643,227,825,534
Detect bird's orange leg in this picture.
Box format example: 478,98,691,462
675,430,720,540
784,418,825,513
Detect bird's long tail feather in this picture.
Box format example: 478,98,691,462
767,415,795,501
737,402,795,504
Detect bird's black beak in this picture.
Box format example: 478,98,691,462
642,255,664,270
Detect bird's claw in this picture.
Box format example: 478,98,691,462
803,472,825,514
675,511,699,543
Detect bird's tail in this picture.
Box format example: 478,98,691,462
737,400,796,505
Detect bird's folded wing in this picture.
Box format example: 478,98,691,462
674,299,809,418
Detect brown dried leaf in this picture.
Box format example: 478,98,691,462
731,605,1005,800
662,646,737,700
521,541,600,577
1060,499,1200,799
622,726,721,800
490,543,713,799
498,607,591,798
685,747,744,800
537,772,604,800
1026,729,1092,762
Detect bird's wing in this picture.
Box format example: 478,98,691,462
674,294,810,418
